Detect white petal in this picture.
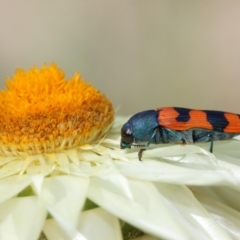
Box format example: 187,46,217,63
132,235,159,240
40,175,89,239
58,158,112,177
115,156,240,187
0,175,31,205
43,219,65,240
77,150,101,162
0,160,24,178
154,183,232,240
31,174,45,195
88,173,194,240
44,207,122,240
193,189,240,240
0,156,20,167
64,149,80,165
124,145,214,160
0,196,47,240
191,186,240,212
77,207,122,240
55,153,70,174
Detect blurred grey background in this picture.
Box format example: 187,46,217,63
1,0,240,115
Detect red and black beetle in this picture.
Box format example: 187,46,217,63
121,107,240,160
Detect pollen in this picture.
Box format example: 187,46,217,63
0,63,114,156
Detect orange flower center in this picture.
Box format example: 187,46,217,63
0,63,114,156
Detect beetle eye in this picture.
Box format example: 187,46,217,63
121,124,133,144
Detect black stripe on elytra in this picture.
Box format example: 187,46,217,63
206,110,229,132
174,107,191,122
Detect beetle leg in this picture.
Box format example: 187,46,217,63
138,149,145,161
138,128,158,161
164,128,187,145
161,128,169,143
192,130,214,153
201,132,214,153
209,132,214,153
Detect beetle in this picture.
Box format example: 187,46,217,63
120,107,240,160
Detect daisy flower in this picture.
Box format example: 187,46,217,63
0,63,240,240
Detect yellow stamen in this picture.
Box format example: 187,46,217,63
0,63,114,156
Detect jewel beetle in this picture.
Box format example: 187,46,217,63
120,107,240,160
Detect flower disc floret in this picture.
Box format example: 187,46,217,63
0,63,114,156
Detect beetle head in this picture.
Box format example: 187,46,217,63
120,123,133,149
120,110,159,149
